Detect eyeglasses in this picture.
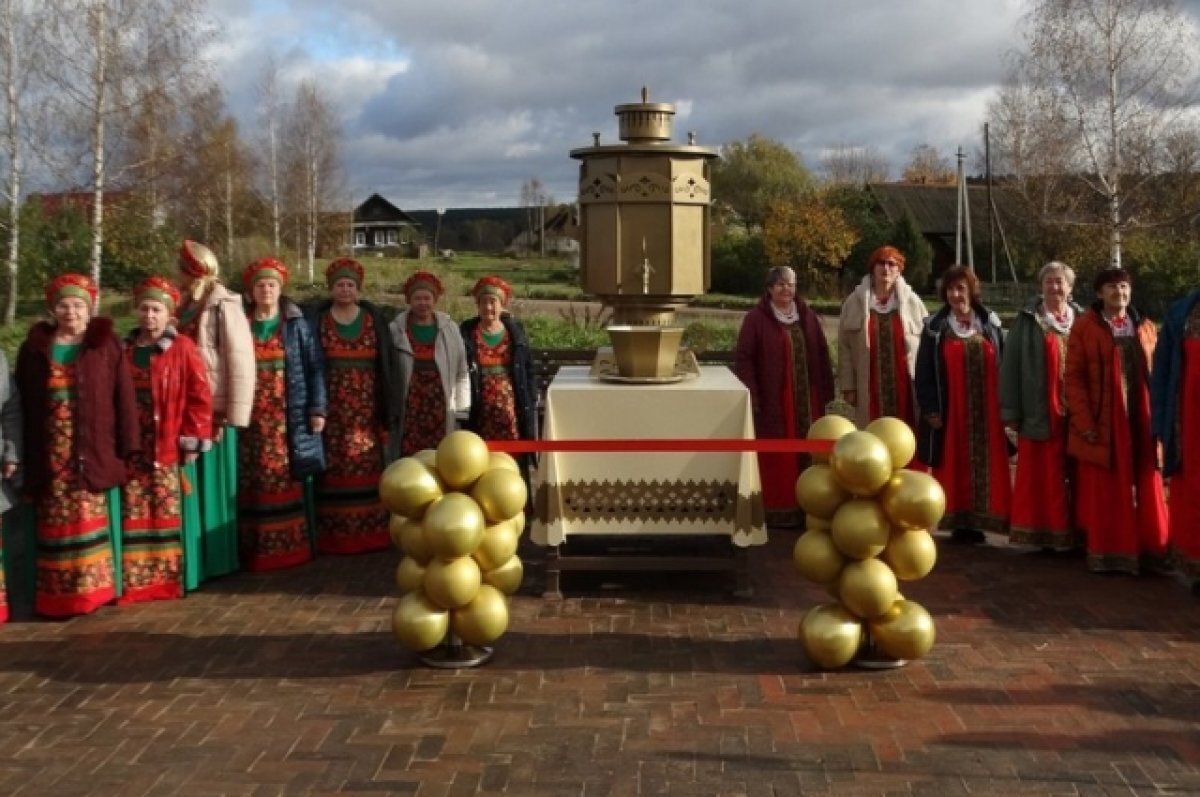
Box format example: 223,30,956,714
875,260,900,269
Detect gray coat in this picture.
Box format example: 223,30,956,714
0,352,22,513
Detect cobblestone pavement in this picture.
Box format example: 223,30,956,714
0,530,1197,797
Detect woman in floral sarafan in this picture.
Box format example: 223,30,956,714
119,277,212,604
239,257,326,571
15,274,140,617
388,271,469,457
306,258,400,554
914,265,1010,543
460,276,537,482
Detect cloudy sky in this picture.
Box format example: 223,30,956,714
206,0,1200,210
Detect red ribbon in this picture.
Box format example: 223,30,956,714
487,438,836,454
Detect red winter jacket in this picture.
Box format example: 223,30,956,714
124,328,214,468
16,316,141,497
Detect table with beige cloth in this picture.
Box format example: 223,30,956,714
532,365,767,596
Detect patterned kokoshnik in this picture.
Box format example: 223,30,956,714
237,325,311,571
36,356,117,616
118,347,185,604
313,311,389,554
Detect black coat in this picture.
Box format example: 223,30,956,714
460,314,538,441
913,303,1005,468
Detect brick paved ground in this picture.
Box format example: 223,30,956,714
0,530,1197,797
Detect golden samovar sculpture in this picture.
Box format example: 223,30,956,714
570,87,719,378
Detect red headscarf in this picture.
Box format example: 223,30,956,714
242,257,290,290
180,240,220,279
45,273,97,310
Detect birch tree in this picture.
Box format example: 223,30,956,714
256,54,283,254
42,0,212,290
0,0,46,323
282,78,341,282
997,0,1200,267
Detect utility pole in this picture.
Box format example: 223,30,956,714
985,123,996,283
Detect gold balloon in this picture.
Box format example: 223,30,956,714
450,584,510,645
413,448,439,471
794,465,849,520
799,602,863,669
830,498,892,560
391,590,450,652
379,457,443,519
470,468,528,523
388,513,410,550
792,529,846,585
487,452,521,473
806,515,832,532
482,554,524,595
880,470,947,531
882,528,938,581
869,599,936,660
838,558,899,619
422,555,483,610
395,556,426,593
393,515,433,564
422,493,486,559
807,414,857,463
436,430,491,491
472,519,520,571
865,417,917,470
830,431,894,497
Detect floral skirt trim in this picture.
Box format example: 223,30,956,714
118,465,184,605
314,473,389,554
1009,525,1084,551
238,484,312,572
35,494,115,618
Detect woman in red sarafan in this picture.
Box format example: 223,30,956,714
1067,268,1168,575
735,266,835,528
837,245,928,431
1152,288,1200,594
15,273,140,617
238,257,326,571
1000,261,1083,551
306,258,398,554
118,277,212,604
914,265,1011,543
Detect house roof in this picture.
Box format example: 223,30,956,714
353,193,420,226
867,182,1016,236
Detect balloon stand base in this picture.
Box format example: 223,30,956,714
853,654,908,670
419,642,494,669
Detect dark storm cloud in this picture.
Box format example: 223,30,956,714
210,0,1200,207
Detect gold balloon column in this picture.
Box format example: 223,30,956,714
379,430,528,668
793,416,946,670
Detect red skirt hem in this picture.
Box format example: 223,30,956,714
36,587,115,618
243,548,312,572
116,583,183,605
